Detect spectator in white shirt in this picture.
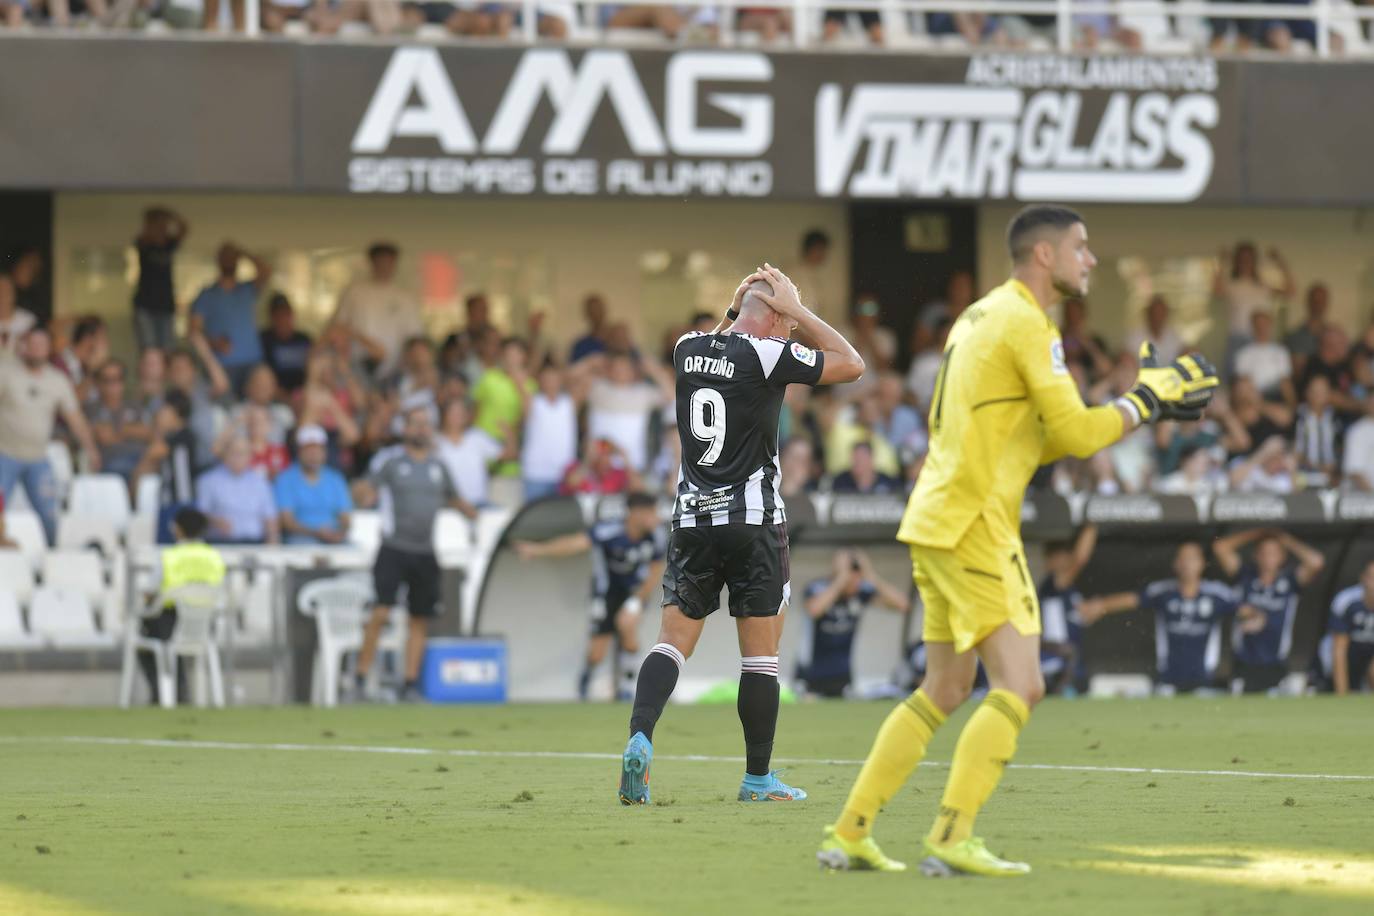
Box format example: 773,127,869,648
331,242,424,373
1233,311,1295,404
0,275,36,356
435,397,506,512
1123,294,1183,365
586,352,672,472
522,363,582,501
1293,375,1340,486
1342,390,1374,491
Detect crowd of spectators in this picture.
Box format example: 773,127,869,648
0,0,1369,55
2,218,1373,552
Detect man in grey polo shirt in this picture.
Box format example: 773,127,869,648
354,399,467,701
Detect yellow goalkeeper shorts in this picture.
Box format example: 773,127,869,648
910,512,1040,654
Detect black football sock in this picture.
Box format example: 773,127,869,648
629,644,684,742
739,657,781,777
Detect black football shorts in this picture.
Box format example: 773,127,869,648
661,523,790,619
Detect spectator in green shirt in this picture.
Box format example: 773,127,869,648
473,337,534,477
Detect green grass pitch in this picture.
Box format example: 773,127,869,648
2,697,1372,915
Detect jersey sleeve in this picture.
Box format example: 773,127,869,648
1328,592,1354,634
803,579,829,600
1010,310,1124,461
768,340,825,388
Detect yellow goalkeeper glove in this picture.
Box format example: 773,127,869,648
1120,343,1220,424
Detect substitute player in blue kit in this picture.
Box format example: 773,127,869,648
514,492,666,701
1037,524,1097,695
1213,528,1326,693
798,550,910,698
1327,560,1374,695
1082,541,1239,693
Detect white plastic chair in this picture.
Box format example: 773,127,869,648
28,588,114,649
68,474,133,533
0,551,36,608
297,575,402,707
56,514,121,557
3,512,48,569
0,591,42,649
227,566,276,646
47,442,75,506
42,550,111,632
134,474,162,521
118,584,228,709
432,509,473,555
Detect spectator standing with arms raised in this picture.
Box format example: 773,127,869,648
190,242,272,396
332,242,423,374
132,207,188,350
0,327,100,544
1213,242,1294,374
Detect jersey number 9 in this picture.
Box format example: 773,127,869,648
690,387,727,466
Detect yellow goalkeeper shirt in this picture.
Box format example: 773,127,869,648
897,279,1124,550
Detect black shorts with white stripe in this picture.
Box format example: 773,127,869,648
661,523,791,620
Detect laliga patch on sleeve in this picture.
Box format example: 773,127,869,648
1050,340,1068,375
790,341,818,367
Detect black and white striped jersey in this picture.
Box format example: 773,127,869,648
671,331,825,529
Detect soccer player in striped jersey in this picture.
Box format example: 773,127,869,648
618,265,865,806
817,205,1219,878
1328,560,1374,695
1213,528,1325,693
514,492,666,701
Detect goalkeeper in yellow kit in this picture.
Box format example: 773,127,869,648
816,205,1220,878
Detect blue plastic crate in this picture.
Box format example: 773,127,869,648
421,637,507,703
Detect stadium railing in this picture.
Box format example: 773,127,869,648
23,0,1374,58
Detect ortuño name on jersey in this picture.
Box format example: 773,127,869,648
682,355,736,378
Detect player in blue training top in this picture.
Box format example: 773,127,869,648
1327,559,1374,695
1037,524,1097,695
1082,541,1239,693
514,492,666,701
797,549,909,698
1213,528,1326,693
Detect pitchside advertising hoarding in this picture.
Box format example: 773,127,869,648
303,45,1239,202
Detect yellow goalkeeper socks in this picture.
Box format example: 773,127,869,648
835,689,946,841
928,689,1030,847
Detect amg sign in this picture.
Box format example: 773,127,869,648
817,56,1221,202
346,47,774,196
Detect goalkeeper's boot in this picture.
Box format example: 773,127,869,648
816,825,907,872
920,837,1031,878
618,731,652,806
739,769,807,801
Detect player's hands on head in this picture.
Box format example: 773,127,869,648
1122,343,1220,424
731,271,768,317
750,264,804,318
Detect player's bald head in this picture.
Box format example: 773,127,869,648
739,279,776,321
1007,204,1084,264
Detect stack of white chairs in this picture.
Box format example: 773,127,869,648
118,583,229,709
0,555,42,649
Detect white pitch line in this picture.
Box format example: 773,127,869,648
1,735,1372,783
